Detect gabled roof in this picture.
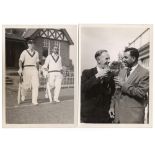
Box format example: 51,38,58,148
23,28,74,45
22,29,38,39
60,29,74,45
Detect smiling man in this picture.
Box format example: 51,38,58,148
81,50,115,123
109,47,149,123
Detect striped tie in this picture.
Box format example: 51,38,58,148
127,67,132,77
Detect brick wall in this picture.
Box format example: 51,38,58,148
34,37,44,60
60,41,69,67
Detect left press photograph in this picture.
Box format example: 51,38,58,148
3,26,78,127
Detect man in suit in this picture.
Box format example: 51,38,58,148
109,47,149,123
81,50,115,123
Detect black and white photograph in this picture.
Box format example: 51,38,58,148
80,25,152,126
3,25,78,127
1,1,155,155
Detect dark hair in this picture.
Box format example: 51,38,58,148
124,47,139,61
95,50,108,60
26,37,34,44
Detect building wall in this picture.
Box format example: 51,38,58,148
34,37,44,60
129,29,150,70
138,47,149,70
60,41,69,67
34,37,70,67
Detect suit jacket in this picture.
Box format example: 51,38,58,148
81,67,115,123
111,64,149,123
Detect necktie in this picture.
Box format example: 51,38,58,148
127,67,132,77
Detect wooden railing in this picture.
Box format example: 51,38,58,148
62,71,74,88
39,70,74,89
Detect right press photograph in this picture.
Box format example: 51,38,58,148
79,25,152,126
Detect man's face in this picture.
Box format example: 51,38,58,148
52,46,59,54
123,51,135,67
28,43,34,50
97,52,110,68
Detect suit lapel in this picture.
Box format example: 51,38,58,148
126,64,141,83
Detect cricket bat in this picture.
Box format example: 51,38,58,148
17,76,23,104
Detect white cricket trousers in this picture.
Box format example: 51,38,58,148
22,67,39,104
47,72,63,100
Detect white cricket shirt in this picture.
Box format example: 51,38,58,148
19,49,39,67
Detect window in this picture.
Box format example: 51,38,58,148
54,41,60,47
43,39,60,55
43,39,49,47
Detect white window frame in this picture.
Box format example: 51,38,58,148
43,38,49,47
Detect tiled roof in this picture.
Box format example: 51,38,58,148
23,29,37,38
6,33,25,41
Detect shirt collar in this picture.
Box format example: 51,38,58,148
130,63,138,73
96,65,103,72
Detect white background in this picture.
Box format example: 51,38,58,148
80,25,150,72
0,0,155,155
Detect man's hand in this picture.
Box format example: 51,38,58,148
109,107,115,119
95,68,110,79
114,76,124,87
18,68,23,76
42,70,48,78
